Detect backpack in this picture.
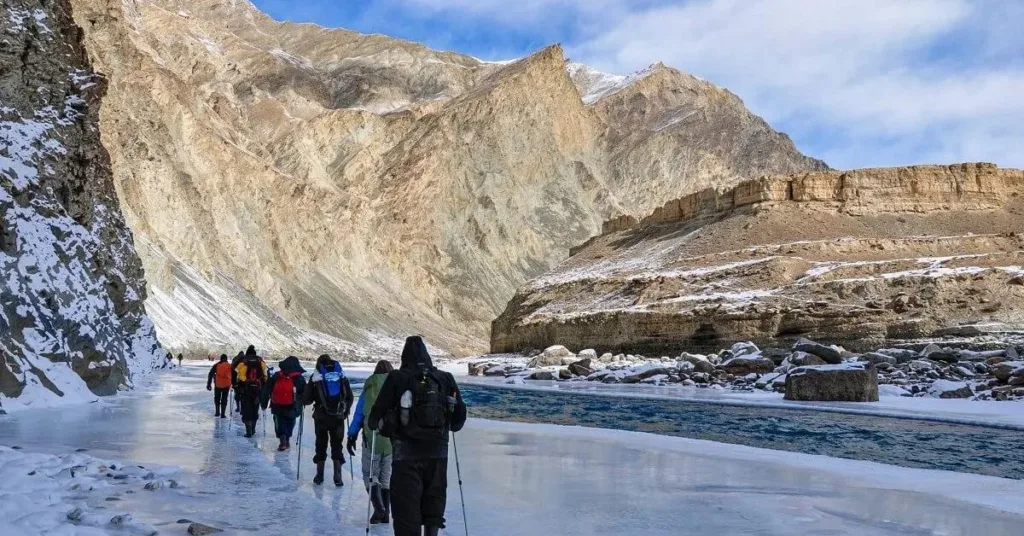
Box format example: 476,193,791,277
401,368,450,441
244,358,263,385
214,362,232,388
317,363,348,417
271,371,299,406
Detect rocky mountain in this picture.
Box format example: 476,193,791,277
492,164,1024,355
67,0,825,357
0,0,162,411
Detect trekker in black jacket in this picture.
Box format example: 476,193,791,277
301,354,354,486
368,336,467,536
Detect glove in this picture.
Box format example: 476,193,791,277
346,435,358,457
206,385,212,391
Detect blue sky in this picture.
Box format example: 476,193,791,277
252,0,1024,170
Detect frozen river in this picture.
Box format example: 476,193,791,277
0,364,1022,535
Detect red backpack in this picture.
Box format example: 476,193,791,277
271,371,299,406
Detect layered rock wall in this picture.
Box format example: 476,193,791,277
0,0,163,411
494,164,1024,355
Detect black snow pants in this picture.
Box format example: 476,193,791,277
214,387,229,415
391,458,448,536
239,386,261,424
313,415,346,463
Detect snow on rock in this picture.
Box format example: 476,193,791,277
0,0,163,413
0,445,176,534
566,61,659,105
928,380,973,399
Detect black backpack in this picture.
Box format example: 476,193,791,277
402,368,450,441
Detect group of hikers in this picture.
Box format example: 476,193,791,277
205,336,467,536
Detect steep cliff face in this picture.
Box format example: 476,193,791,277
0,0,162,411
493,164,1024,354
69,0,825,356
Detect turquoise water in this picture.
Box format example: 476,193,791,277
459,384,1024,479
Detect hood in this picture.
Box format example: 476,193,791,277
278,356,305,374
400,335,433,370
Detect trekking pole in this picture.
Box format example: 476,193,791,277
228,387,233,431
365,432,378,535
345,416,354,482
452,432,469,536
296,407,304,481
263,408,267,437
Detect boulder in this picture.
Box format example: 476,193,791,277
678,353,715,373
907,359,937,372
859,352,897,366
761,348,791,366
928,380,973,399
598,353,615,363
991,361,1024,383
927,350,960,364
792,338,843,364
784,363,879,402
919,343,943,357
558,369,573,380
787,351,827,368
567,359,594,377
526,370,556,381
578,349,598,361
729,342,760,358
621,364,673,384
719,355,775,375
529,345,576,367
876,348,918,364
188,523,224,536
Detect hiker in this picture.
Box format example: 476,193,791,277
234,345,267,438
301,354,353,486
263,356,306,451
177,353,184,367
368,336,467,536
231,351,245,414
163,352,173,369
347,360,395,525
206,354,233,418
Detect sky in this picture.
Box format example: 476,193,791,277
250,0,1024,170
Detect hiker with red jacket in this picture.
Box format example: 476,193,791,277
263,356,307,451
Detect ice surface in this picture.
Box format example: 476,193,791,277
0,366,1022,534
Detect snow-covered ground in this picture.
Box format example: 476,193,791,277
1,364,1022,535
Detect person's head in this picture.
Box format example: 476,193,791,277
316,354,332,369
374,360,394,375
220,354,228,362
400,335,432,369
245,345,257,358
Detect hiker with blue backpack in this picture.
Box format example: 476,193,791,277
262,356,307,451
301,354,354,486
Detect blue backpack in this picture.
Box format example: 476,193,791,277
318,363,348,416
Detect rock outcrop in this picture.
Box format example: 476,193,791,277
784,363,879,402
492,164,1024,355
67,0,825,356
0,0,162,411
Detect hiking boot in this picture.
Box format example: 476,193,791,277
333,460,344,487
313,462,325,485
381,488,391,523
276,438,288,452
244,422,256,438
220,414,227,419
369,485,386,524
423,527,440,536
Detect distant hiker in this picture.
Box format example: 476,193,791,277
348,359,395,525
231,351,245,414
206,354,232,418
301,354,353,486
235,345,268,438
177,353,184,366
263,356,307,451
164,352,173,369
369,336,467,536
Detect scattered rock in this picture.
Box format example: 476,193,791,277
991,361,1024,383
729,342,760,358
719,355,775,375
859,352,897,366
784,363,879,402
621,364,673,384
187,523,224,535
567,359,593,377
792,338,843,364
928,380,973,399
577,349,598,361
529,345,576,367
526,370,556,381
143,481,163,491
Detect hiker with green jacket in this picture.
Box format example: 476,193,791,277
347,360,394,525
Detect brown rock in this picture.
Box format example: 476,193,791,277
784,364,879,402
567,359,594,377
